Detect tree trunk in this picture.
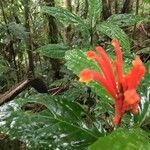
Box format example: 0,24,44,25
23,0,34,77
44,0,62,80
82,0,88,19
102,0,112,20
0,0,19,81
114,0,118,13
121,0,133,13
64,0,72,44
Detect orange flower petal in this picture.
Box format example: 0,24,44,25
86,51,96,60
112,39,123,84
79,69,94,83
124,56,146,89
96,46,117,92
124,89,140,105
132,103,139,114
113,99,123,125
111,39,122,63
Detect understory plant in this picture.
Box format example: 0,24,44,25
0,0,150,149
0,39,150,150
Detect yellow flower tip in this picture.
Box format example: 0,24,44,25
111,39,118,47
132,56,142,66
86,51,96,60
124,89,140,105
79,69,93,83
79,78,90,84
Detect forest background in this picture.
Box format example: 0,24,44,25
0,0,150,149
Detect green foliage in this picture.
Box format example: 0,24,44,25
106,14,143,27
89,128,150,150
136,47,150,55
0,0,150,149
42,4,132,50
7,22,28,40
134,63,150,128
37,44,70,58
97,22,130,51
88,0,102,27
0,59,7,76
144,0,150,3
0,94,103,149
42,6,90,37
65,49,113,103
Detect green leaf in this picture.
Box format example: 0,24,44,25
0,64,6,76
42,6,89,36
37,44,69,58
7,22,27,40
88,0,102,27
135,63,150,127
0,94,102,149
65,49,113,102
97,22,130,51
106,14,143,27
89,128,150,150
65,49,100,75
136,47,150,55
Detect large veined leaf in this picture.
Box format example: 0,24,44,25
65,49,113,103
134,63,150,128
65,49,99,74
106,14,143,27
97,22,130,52
88,0,102,27
37,44,69,58
0,94,102,149
42,6,89,36
89,128,150,150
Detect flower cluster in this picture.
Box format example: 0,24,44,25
79,39,146,125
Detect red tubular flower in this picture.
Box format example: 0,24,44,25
79,39,146,125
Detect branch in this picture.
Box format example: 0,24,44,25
0,78,48,106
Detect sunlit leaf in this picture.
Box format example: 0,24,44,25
88,0,102,27
0,94,103,149
42,6,90,37
106,14,143,27
89,128,150,150
134,63,150,128
65,49,113,103
37,44,69,58
97,22,130,52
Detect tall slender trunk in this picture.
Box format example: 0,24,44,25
102,0,112,20
121,0,133,13
64,0,72,44
0,0,19,81
132,0,140,38
114,0,118,13
11,0,21,24
75,0,80,14
23,0,34,77
45,0,61,80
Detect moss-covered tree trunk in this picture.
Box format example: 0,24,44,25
24,0,35,77
45,0,62,80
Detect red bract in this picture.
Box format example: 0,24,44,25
79,39,146,125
